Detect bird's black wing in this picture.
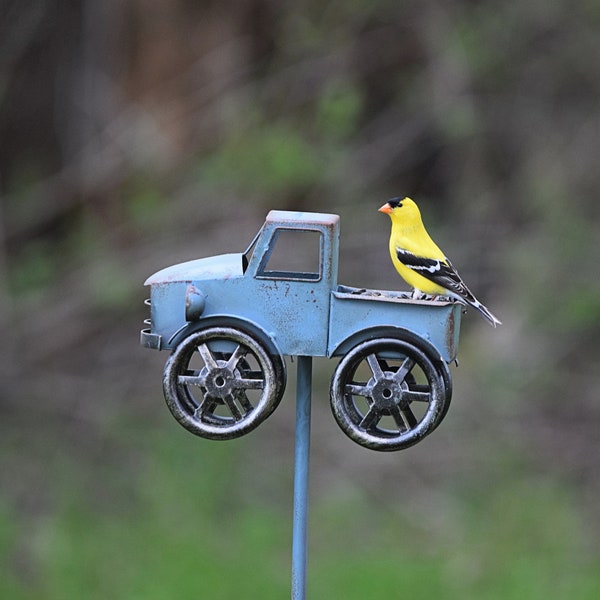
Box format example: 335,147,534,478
395,248,476,302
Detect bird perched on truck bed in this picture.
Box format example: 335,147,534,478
379,197,501,327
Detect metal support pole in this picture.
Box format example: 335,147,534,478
291,356,312,600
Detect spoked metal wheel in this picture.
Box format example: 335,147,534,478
330,337,451,451
163,326,286,439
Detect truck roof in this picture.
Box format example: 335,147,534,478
266,210,339,227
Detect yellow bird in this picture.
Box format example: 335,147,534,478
379,197,501,327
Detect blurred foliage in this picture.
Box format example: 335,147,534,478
1,0,600,597
202,119,327,197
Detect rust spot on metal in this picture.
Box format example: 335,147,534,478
446,309,455,356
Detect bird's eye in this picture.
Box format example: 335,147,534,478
388,197,403,209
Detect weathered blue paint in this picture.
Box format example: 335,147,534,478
145,252,243,285
291,356,312,600
328,286,461,362
140,209,462,361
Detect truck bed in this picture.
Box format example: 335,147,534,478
328,285,462,362
333,284,458,306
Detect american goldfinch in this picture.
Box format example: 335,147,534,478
379,197,501,327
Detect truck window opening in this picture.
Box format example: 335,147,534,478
258,229,322,280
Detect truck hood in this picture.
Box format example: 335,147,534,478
144,253,244,285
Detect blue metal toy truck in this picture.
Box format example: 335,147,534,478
141,210,462,450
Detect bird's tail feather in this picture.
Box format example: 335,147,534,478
466,298,502,327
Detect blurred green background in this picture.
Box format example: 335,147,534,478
1,1,600,597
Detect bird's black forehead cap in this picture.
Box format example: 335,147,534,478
388,197,403,208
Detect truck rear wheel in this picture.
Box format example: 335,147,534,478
163,326,286,439
330,337,451,451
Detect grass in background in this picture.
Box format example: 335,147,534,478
1,422,599,599
308,475,600,600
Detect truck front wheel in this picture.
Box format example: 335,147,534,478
163,326,286,439
330,337,450,451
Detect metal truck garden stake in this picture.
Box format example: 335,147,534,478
141,210,462,451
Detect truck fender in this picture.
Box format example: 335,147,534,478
331,325,453,412
331,325,452,400
331,325,445,364
168,314,284,360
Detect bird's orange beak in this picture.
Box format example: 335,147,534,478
378,202,392,214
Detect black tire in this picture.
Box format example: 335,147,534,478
330,336,451,451
163,326,286,439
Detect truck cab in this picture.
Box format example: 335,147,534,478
142,210,339,356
